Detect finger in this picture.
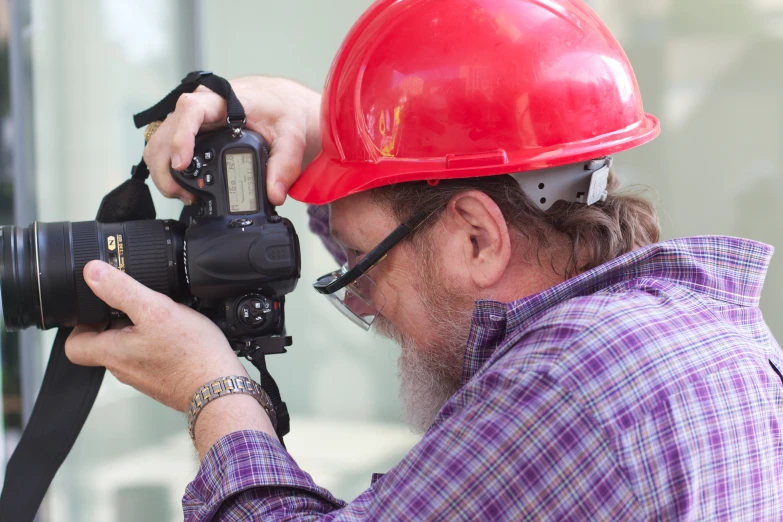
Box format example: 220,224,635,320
66,325,122,367
170,91,227,171
144,120,195,204
83,260,165,324
267,127,307,206
108,316,134,330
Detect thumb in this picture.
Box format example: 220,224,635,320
266,129,307,206
83,260,161,324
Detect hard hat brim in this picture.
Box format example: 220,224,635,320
289,113,660,205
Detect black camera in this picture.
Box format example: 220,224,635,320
0,128,301,355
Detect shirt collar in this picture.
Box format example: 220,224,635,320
461,236,774,384
461,300,509,385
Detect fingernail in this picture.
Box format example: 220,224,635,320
179,196,194,206
87,261,109,282
275,182,286,201
171,153,182,169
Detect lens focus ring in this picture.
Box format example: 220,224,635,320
124,221,171,296
72,221,106,324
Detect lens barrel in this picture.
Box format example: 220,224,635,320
0,219,186,331
0,225,39,328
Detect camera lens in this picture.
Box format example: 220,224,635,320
0,224,39,329
0,220,186,331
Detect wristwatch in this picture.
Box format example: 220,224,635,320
187,375,277,441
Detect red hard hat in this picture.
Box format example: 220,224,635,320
289,0,660,205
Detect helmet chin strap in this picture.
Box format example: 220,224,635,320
510,157,612,211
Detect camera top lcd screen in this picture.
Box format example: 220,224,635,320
225,150,259,213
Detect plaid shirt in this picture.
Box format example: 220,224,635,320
183,236,783,521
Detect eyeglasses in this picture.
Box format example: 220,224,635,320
313,212,428,330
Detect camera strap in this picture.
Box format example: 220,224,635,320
133,71,245,129
0,164,158,522
246,350,290,442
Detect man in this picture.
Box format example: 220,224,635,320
65,0,783,520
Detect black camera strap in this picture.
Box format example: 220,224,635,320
133,71,245,129
0,72,287,522
0,166,157,522
247,350,290,441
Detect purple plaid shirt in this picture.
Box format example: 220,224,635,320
183,235,783,521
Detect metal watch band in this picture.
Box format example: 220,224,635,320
186,375,277,441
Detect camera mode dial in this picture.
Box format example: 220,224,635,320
237,295,273,328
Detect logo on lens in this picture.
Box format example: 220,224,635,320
107,236,116,251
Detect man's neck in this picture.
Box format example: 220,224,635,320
483,242,571,304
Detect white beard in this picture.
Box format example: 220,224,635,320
374,275,472,434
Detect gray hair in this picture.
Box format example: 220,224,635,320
371,170,660,279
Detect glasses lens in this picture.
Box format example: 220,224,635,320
315,268,386,330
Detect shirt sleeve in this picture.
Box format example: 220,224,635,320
183,369,643,521
307,204,346,265
183,431,346,521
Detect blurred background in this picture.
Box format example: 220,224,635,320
0,0,781,520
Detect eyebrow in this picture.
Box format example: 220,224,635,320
330,225,358,251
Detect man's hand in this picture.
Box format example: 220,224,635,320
65,260,247,412
143,76,322,206
66,260,276,456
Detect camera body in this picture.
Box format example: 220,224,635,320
174,128,301,354
0,78,301,517
0,128,300,356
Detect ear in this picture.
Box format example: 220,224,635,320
441,190,511,289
